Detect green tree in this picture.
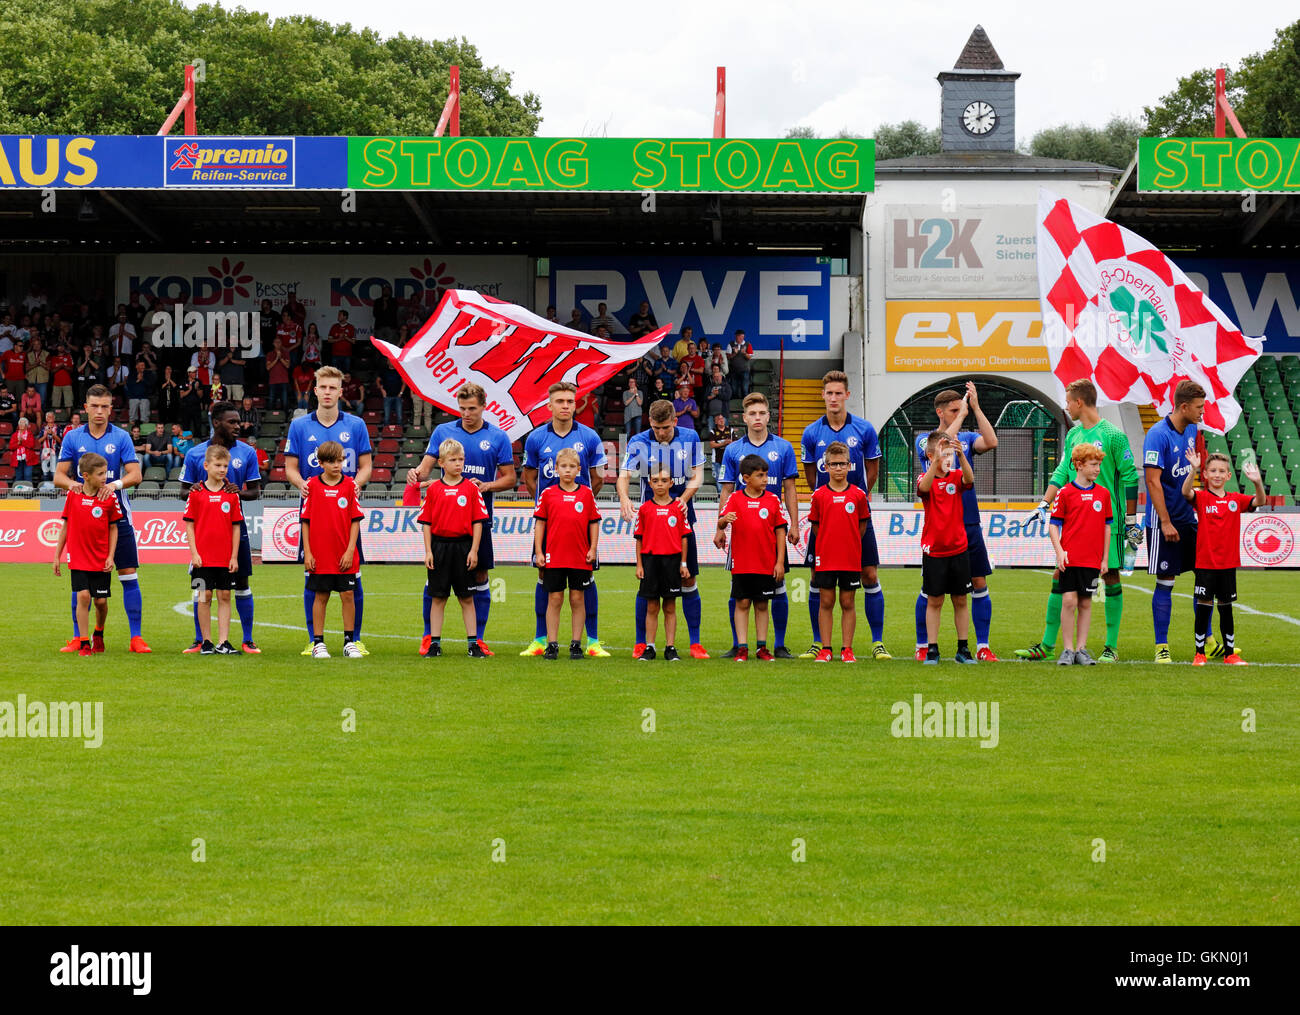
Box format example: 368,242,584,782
0,0,541,136
783,126,817,139
873,120,941,160
1028,116,1141,168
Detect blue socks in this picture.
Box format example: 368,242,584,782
808,589,822,644
534,582,547,640
863,584,884,643
584,581,599,642
120,573,142,638
353,576,364,640
682,585,701,645
422,583,433,638
914,590,928,647
71,591,80,638
472,582,491,641
772,590,788,649
635,595,648,644
304,580,315,640
1153,580,1173,644
971,586,991,647
728,597,738,648
235,589,254,644
193,601,203,644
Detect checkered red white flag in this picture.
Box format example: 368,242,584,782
1036,189,1262,433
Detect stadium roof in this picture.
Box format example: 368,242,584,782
876,152,1122,175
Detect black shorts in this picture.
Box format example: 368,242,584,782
543,567,593,593
190,565,234,593
731,572,776,603
427,536,472,599
921,552,972,598
1194,567,1237,603
639,553,684,600
1057,565,1100,598
813,569,862,591
70,569,111,599
307,572,358,593
804,522,878,570
1147,522,1197,578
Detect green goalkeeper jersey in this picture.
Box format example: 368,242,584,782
1050,418,1140,505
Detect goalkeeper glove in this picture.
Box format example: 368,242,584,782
1124,515,1144,549
1027,500,1050,526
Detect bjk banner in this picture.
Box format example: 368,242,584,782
371,288,667,440
0,511,193,563
1036,189,1263,434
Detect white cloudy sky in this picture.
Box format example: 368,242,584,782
206,0,1294,141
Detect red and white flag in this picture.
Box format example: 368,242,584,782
1036,190,1262,433
372,289,668,440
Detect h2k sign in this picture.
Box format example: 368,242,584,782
550,257,830,352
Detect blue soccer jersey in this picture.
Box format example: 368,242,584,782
58,423,139,520
523,421,607,501
427,420,514,513
801,413,881,492
1143,415,1198,528
180,440,262,490
284,411,372,480
621,426,706,522
915,429,982,526
719,432,799,497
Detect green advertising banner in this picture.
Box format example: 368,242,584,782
347,136,873,193
1138,137,1300,193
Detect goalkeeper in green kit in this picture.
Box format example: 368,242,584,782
1016,379,1148,663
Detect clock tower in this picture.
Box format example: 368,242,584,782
938,25,1019,152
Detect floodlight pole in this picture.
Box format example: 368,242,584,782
435,65,461,137
157,64,197,136
713,67,726,138
1213,68,1246,139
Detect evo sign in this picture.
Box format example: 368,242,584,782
885,301,1048,372
550,257,831,352
885,205,1038,298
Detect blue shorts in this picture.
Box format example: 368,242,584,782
804,522,879,570
114,518,139,570
965,523,991,578
1148,523,1197,578
684,531,699,578
477,518,496,572
235,522,253,591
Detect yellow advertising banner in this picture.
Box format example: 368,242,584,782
885,300,1049,372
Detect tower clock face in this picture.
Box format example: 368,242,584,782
962,101,997,135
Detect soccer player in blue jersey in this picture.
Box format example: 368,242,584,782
800,370,890,659
1144,379,1209,664
54,384,151,653
912,383,999,661
179,401,261,654
284,366,373,655
717,391,800,658
520,381,609,657
618,398,709,659
406,382,516,657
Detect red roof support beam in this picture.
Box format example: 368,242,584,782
713,67,726,138
1214,68,1246,139
157,64,197,136
435,65,461,137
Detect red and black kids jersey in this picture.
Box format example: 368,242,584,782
60,491,124,571
721,489,788,575
183,485,244,568
418,478,489,538
634,499,691,555
300,475,364,574
918,471,973,557
1193,489,1255,570
533,483,599,570
1050,481,1113,570
808,484,869,571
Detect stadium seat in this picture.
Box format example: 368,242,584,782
162,481,183,496
262,483,291,498
381,424,402,438
144,466,167,482
269,468,287,482
136,481,161,496
0,423,12,437
376,438,399,455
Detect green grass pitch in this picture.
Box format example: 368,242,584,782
3,562,1297,924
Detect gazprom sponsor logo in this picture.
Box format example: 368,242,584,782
164,137,295,188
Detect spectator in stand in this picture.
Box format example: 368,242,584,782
62,412,82,440
728,329,753,396
22,282,47,315
108,312,136,360
650,377,670,417
39,412,61,479
126,360,152,422
0,387,15,425
180,367,204,436
147,423,171,471
378,359,406,428
632,355,655,396
373,284,399,342
623,375,644,437
673,382,700,431
683,341,707,396
12,314,31,345
9,416,35,482
190,345,216,386
301,322,323,368
106,355,128,396
237,396,261,441
130,424,149,462
125,289,148,332
2,339,25,398
20,382,42,423
136,341,158,386
704,366,733,421
328,310,356,373
174,428,196,465
266,338,290,411
566,308,588,334
710,344,730,383
164,422,186,472
590,302,617,334
292,360,315,411
284,289,307,327
340,373,364,414
217,347,246,402
655,345,678,391
0,312,16,352
545,305,559,324
76,329,101,400
158,364,180,424
278,309,304,367
707,413,735,473
628,301,657,338
25,336,49,406
260,299,278,364
672,326,694,362
674,357,693,397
